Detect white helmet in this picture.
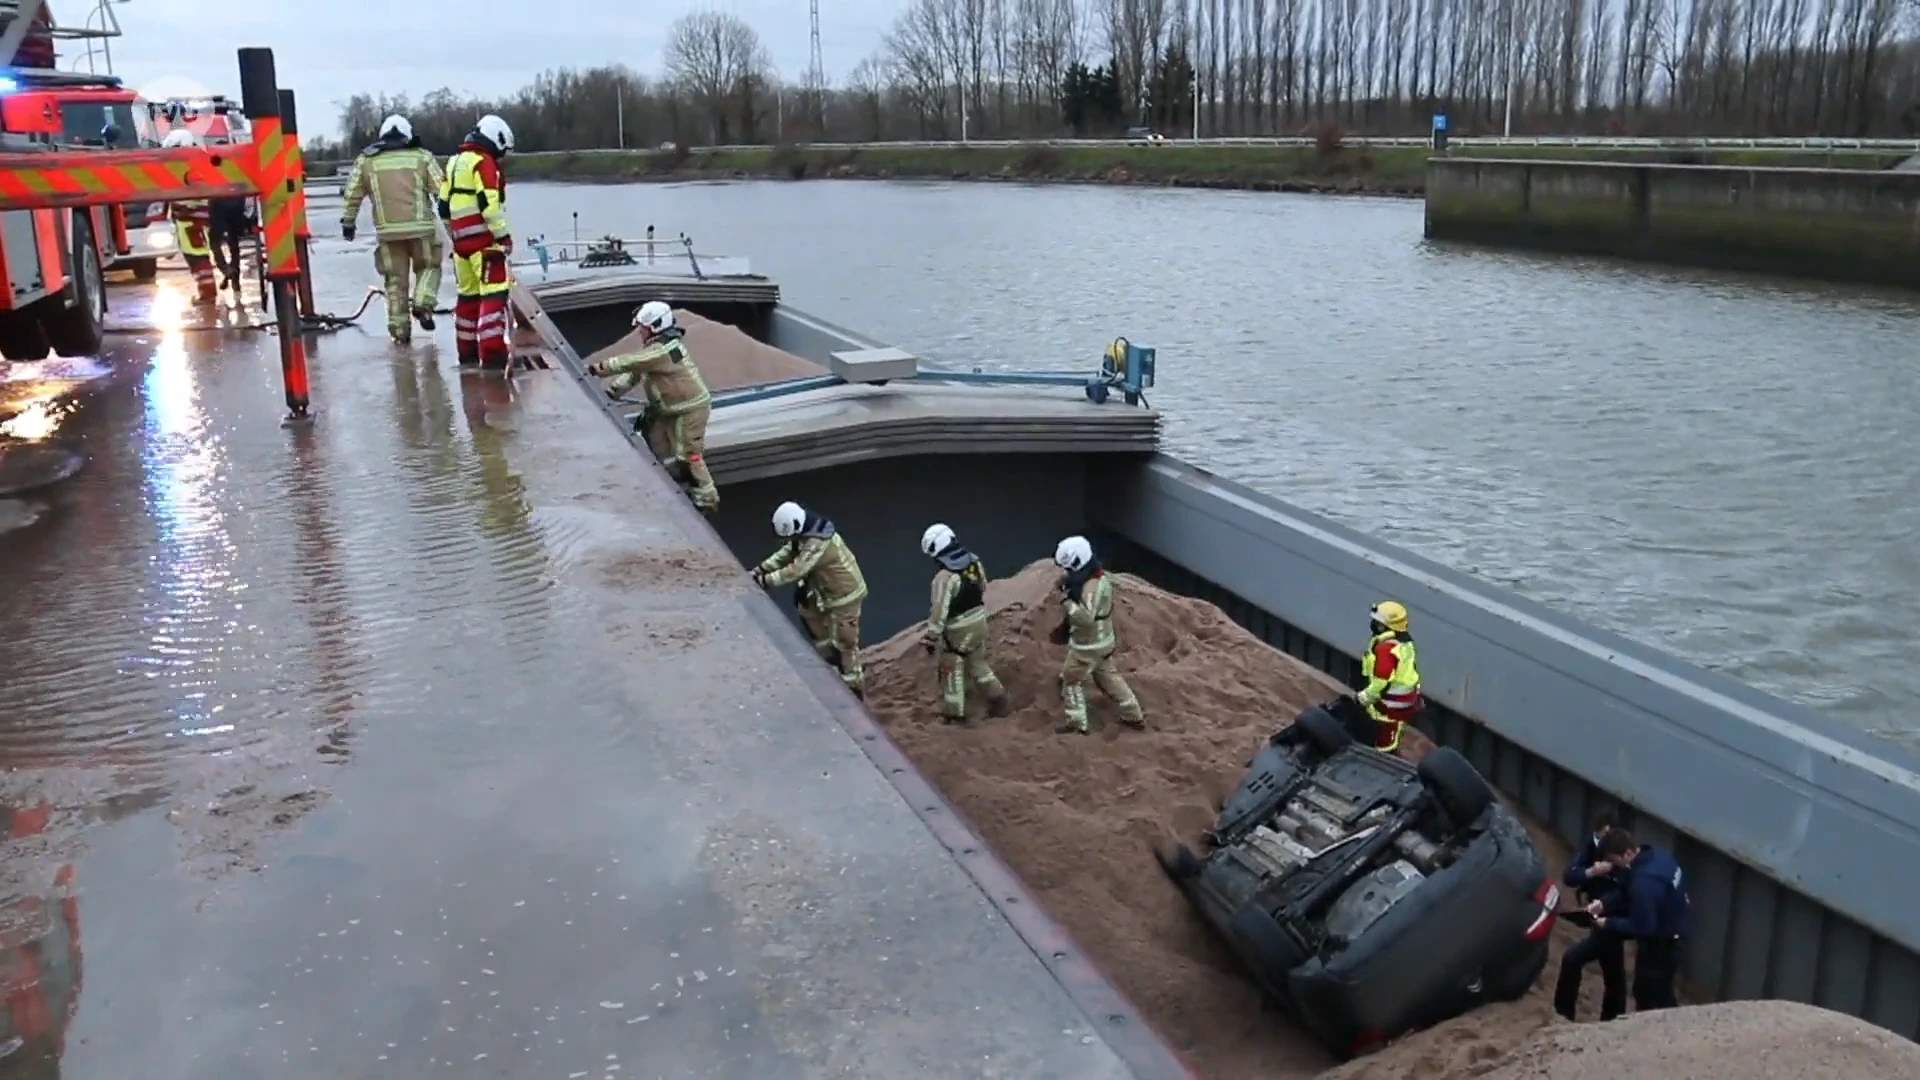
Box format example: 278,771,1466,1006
632,301,675,335
1054,535,1093,572
475,113,514,154
920,523,955,558
772,501,807,538
379,114,413,142
161,128,199,149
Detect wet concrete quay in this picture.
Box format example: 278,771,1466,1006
0,249,1156,1078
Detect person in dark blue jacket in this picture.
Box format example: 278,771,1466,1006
1553,806,1627,1021
1587,828,1693,1012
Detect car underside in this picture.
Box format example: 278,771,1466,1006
1159,699,1557,1057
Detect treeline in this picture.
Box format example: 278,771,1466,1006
315,0,1920,158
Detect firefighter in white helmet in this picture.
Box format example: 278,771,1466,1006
438,114,515,368
919,523,1010,722
341,114,447,344
584,301,717,512
752,502,869,696
161,128,219,304
1050,535,1144,734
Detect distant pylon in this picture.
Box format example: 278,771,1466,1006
807,0,825,134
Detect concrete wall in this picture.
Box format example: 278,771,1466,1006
710,454,1092,643
1425,158,1920,286
1089,455,1920,1040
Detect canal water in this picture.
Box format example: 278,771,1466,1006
514,179,1920,750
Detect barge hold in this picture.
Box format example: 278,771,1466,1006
532,250,1920,1047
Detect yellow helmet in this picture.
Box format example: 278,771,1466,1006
1370,600,1409,634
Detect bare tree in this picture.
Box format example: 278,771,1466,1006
664,10,773,144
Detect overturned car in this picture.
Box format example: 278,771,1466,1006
1158,699,1557,1057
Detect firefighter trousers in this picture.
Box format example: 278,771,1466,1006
453,247,511,367
174,220,218,303
936,619,1007,720
799,599,864,693
1059,643,1143,732
641,403,719,511
375,236,443,342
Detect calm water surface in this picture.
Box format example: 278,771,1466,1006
512,179,1920,748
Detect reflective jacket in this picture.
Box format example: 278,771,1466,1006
759,517,867,610
598,330,710,414
169,200,211,257
1361,631,1422,722
341,143,446,241
926,547,989,648
439,142,509,257
1062,568,1117,653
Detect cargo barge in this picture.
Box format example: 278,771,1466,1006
526,246,1920,1045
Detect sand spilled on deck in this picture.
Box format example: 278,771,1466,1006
858,560,1918,1080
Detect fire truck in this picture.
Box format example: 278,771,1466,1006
0,1,149,359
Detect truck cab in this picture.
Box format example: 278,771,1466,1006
0,67,146,358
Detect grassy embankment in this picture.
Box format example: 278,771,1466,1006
502,142,1909,195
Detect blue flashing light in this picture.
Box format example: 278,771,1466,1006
0,77,19,94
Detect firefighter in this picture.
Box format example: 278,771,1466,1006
1051,535,1145,735
438,114,515,368
752,502,868,697
583,301,717,513
919,523,1010,723
1357,600,1423,752
161,128,219,305
341,114,447,344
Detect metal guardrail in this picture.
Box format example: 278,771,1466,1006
516,135,1920,156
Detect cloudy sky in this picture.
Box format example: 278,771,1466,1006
93,0,892,138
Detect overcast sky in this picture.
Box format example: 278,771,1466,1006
95,0,892,138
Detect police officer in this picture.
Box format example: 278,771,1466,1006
1588,828,1693,1012
1357,600,1422,752
1553,806,1628,1021
753,502,869,696
919,523,1010,723
1051,535,1144,734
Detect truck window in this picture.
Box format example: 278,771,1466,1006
61,101,140,148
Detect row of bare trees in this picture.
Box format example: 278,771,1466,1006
319,0,1920,157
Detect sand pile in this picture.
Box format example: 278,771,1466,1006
865,560,1347,1076
584,308,822,391
1348,1000,1920,1080
863,559,1645,1079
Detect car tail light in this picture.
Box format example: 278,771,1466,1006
1524,881,1559,942
1351,1029,1389,1055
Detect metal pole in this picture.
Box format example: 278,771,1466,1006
1192,71,1200,139
239,48,311,422
1502,0,1516,138
280,88,317,321
617,86,625,149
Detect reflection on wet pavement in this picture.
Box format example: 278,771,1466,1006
2,249,1131,1078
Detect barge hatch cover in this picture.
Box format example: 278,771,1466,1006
0,259,1190,1078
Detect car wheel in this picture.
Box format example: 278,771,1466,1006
1294,704,1355,755
0,310,51,360
42,214,107,357
1417,746,1496,826
1228,904,1310,996
1154,840,1204,881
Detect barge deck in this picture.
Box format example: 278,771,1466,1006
0,251,1190,1078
